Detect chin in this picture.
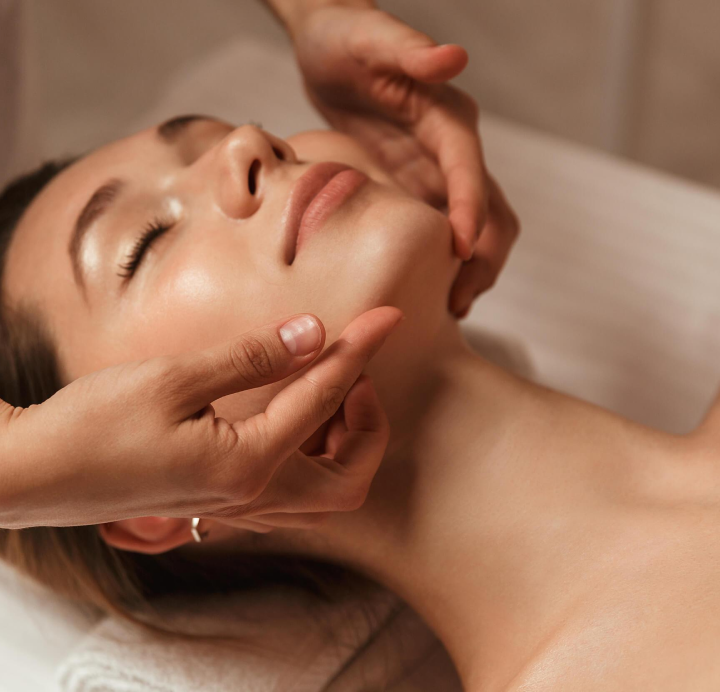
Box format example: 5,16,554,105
214,197,457,430
328,193,456,335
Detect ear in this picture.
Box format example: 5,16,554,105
98,517,196,554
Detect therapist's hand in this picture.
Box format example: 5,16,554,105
288,3,486,251
448,174,520,318
0,307,402,530
285,2,519,316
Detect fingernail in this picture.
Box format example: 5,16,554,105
279,315,322,355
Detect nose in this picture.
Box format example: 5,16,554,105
210,125,296,220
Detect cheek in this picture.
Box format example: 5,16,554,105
105,249,296,423
112,246,287,361
357,197,456,308
292,191,456,342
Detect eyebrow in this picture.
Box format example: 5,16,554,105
69,179,124,291
156,114,209,143
69,115,212,292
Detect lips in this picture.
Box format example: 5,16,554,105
283,162,368,265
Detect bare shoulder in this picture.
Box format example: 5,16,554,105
501,503,720,692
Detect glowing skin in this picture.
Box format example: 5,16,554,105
6,119,720,690
4,120,459,426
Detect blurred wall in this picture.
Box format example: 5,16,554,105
386,0,720,190
7,0,720,189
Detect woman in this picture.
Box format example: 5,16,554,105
1,0,512,532
3,117,717,691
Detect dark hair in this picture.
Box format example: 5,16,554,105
0,161,73,408
0,161,381,652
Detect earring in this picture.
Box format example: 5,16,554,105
190,517,210,543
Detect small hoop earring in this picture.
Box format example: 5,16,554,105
190,517,210,543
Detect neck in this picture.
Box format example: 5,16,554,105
285,314,542,685
213,313,687,689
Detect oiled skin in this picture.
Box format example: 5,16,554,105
207,318,720,692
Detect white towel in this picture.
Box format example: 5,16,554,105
56,581,462,692
53,326,527,692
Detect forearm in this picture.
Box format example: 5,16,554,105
261,0,374,37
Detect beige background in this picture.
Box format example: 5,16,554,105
5,0,720,190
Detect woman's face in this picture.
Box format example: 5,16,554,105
4,117,459,422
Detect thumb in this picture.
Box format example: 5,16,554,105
399,44,469,83
165,314,326,421
351,11,467,82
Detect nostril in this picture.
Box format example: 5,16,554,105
248,159,261,195
272,146,285,161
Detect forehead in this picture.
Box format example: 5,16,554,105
3,129,152,307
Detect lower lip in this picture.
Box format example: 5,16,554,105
294,169,368,260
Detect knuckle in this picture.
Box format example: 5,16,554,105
209,430,267,505
145,357,176,393
138,358,185,416
230,336,276,384
350,9,391,53
320,385,346,419
214,416,247,458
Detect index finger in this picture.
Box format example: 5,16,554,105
417,96,489,261
235,306,403,479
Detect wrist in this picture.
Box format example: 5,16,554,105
271,0,376,39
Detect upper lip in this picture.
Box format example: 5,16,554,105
283,162,352,265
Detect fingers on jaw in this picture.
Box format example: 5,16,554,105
473,179,521,280
392,154,448,206
425,118,488,259
447,178,521,317
448,259,490,315
241,307,401,463
254,453,376,517
487,174,521,243
166,315,325,421
449,207,480,261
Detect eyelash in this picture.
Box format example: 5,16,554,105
117,218,172,280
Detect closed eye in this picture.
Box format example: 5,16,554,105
117,219,172,280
